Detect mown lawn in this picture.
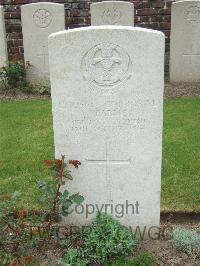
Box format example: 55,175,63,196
0,98,199,211
0,100,54,209
162,97,200,212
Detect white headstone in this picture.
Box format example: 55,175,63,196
21,2,65,84
49,26,164,233
170,0,200,82
0,6,8,68
91,1,134,26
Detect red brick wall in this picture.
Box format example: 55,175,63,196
0,0,175,72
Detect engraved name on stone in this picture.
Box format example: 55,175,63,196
102,8,122,24
33,8,52,28
57,100,149,134
81,42,132,88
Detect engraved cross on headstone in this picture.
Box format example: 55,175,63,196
85,138,131,201
37,45,49,66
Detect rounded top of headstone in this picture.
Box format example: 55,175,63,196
49,26,165,40
91,1,134,26
173,0,200,6
21,2,64,10
91,1,134,6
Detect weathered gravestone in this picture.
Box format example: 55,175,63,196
0,6,7,68
91,1,134,26
49,26,164,233
170,0,200,82
21,2,65,83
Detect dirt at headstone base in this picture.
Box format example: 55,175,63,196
11,213,198,266
32,220,200,266
164,82,200,98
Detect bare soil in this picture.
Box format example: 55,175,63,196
0,88,49,100
136,238,199,266
134,213,200,266
164,82,200,98
28,214,200,265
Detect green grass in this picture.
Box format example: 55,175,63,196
0,98,200,211
0,100,54,209
162,97,200,212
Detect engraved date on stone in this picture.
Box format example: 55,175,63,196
71,118,146,132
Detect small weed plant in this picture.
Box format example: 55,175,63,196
0,60,51,95
82,213,138,262
59,213,138,265
172,227,200,255
33,80,51,95
0,60,26,90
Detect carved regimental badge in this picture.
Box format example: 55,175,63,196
33,9,52,28
102,8,121,24
184,6,200,21
81,43,132,88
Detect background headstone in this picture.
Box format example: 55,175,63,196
170,0,200,82
91,1,134,26
0,6,8,68
21,2,65,84
49,26,164,232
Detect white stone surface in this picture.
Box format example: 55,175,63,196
49,26,164,232
170,0,200,82
91,1,134,26
0,6,7,68
21,2,65,83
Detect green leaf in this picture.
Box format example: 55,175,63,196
62,199,73,209
62,190,69,199
61,199,73,217
69,193,84,204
